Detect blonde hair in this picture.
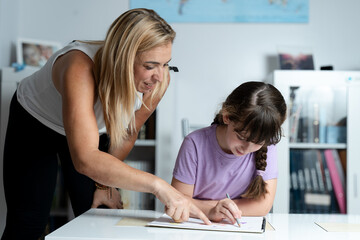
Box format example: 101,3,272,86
92,8,175,149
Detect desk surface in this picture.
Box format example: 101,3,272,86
45,209,360,240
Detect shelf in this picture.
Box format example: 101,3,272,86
268,70,360,214
289,143,346,149
134,139,155,147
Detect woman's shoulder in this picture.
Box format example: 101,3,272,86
53,41,101,65
52,49,95,96
54,50,94,77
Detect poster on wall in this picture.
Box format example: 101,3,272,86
130,0,309,23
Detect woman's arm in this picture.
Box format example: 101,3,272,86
171,177,214,215
52,51,210,224
52,50,159,191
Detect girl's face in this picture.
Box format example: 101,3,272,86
220,116,264,156
134,43,172,93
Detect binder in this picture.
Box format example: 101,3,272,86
324,149,346,213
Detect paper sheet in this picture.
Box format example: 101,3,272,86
116,217,157,226
146,214,266,233
315,222,360,232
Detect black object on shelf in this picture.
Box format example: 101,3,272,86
320,65,333,70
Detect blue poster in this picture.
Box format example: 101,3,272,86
130,0,309,23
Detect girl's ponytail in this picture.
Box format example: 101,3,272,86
241,146,268,199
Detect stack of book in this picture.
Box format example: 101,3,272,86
289,149,346,214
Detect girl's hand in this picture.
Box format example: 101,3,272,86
91,187,124,209
208,198,242,224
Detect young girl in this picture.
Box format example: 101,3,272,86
171,81,287,224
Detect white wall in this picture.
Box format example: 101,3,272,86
0,0,20,67
4,0,358,128
1,0,360,232
2,0,360,125
157,0,360,198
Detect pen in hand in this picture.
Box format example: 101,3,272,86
226,193,241,228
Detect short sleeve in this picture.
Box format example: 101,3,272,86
172,136,198,185
263,145,278,181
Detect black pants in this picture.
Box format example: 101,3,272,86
1,93,109,240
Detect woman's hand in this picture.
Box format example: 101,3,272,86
154,179,211,225
91,187,124,209
208,198,242,224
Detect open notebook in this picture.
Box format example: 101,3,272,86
146,214,266,233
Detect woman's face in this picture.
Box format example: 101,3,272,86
134,43,172,93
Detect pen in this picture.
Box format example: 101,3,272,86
226,193,241,228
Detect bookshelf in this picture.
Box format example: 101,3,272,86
267,70,360,214
121,111,157,210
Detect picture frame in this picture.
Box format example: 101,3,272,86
277,45,315,70
16,38,62,68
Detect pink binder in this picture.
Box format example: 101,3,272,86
324,149,346,213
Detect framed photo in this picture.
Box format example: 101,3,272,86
17,38,62,68
277,45,315,70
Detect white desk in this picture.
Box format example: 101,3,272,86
45,208,360,240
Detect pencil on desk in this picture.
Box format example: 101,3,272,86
226,193,241,228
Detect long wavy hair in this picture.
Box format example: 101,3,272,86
91,8,175,149
213,81,287,199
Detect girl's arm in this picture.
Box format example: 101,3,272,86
172,177,239,223
52,50,210,224
172,177,277,219
232,179,277,216
172,177,240,224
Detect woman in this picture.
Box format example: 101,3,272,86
2,8,210,240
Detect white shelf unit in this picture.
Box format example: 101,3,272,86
267,70,360,214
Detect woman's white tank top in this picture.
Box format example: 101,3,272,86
17,41,142,136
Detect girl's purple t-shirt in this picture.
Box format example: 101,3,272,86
173,124,278,200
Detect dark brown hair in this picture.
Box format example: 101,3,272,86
213,81,287,199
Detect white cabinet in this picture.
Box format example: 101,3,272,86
267,70,360,214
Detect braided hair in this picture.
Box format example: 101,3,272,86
213,81,286,199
